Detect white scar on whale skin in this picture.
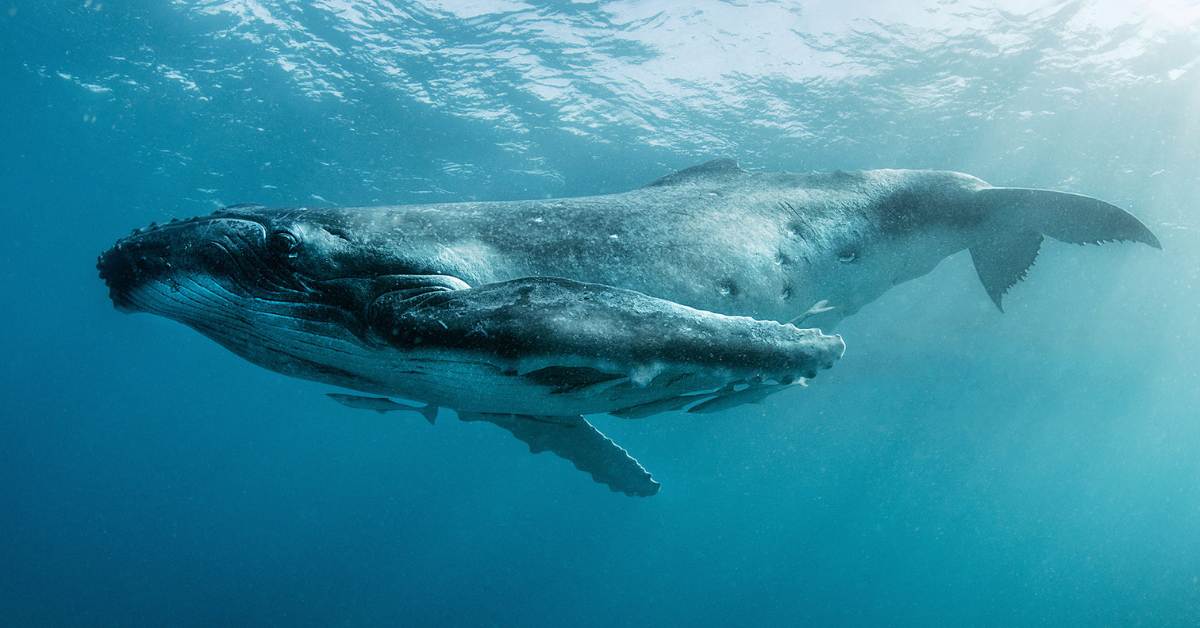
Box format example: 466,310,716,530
788,299,836,326
99,160,1158,496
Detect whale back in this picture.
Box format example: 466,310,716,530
643,158,749,187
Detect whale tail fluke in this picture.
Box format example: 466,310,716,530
969,187,1160,310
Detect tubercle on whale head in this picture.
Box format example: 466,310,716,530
98,207,499,394
98,213,286,310
96,206,476,394
97,205,456,315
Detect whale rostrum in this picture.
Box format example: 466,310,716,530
98,160,1158,495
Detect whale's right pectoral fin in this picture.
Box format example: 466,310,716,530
458,412,661,497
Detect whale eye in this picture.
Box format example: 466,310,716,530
268,231,300,258
837,248,859,264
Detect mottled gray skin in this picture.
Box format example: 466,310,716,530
98,158,1158,414
244,159,1157,327
97,159,1158,495
277,163,973,327
97,161,856,418
368,277,841,415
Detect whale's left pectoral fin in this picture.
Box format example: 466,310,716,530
459,412,661,497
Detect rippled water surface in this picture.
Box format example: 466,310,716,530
3,1,1200,626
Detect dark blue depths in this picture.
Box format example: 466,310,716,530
3,2,1200,626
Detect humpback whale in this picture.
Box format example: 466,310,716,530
98,159,1157,495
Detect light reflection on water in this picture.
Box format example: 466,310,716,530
3,1,1200,625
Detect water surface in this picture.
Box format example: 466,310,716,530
3,1,1200,625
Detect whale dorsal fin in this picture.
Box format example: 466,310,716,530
644,158,746,187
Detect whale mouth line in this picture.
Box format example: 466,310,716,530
121,274,386,386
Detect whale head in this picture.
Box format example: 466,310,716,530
98,205,844,416
96,206,425,390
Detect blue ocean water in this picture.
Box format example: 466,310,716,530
3,1,1200,625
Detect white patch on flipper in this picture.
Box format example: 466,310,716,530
629,363,665,387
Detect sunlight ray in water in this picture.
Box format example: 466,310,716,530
4,0,1200,625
